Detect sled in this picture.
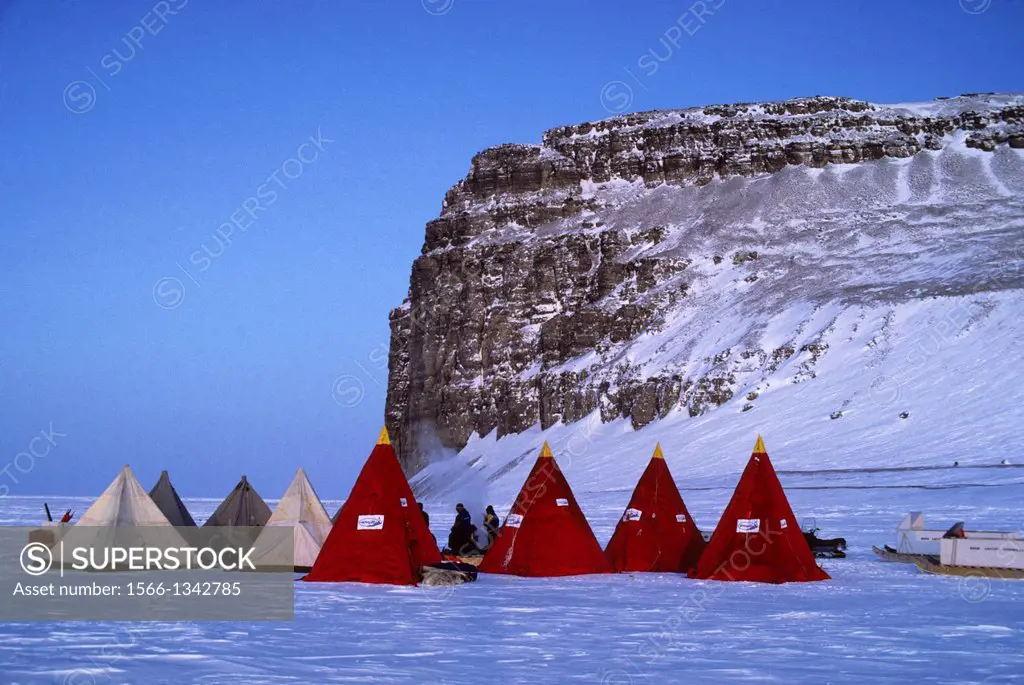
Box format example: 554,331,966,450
441,551,484,567
914,558,1024,580
872,544,938,564
887,512,1019,557
28,504,74,547
938,534,1024,571
419,561,479,586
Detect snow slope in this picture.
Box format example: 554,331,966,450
412,282,1024,506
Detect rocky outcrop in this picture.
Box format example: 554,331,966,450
386,93,1024,473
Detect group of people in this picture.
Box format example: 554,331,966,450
419,502,501,557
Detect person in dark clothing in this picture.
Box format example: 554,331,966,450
483,505,500,545
455,503,471,526
419,502,430,527
419,502,437,545
448,503,480,556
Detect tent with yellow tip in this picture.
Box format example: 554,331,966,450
604,443,706,573
303,427,440,585
479,442,610,577
691,435,829,583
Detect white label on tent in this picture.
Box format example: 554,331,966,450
736,518,760,534
505,514,523,528
555,498,569,507
357,515,384,530
399,498,408,507
623,508,642,522
780,519,788,529
676,514,687,523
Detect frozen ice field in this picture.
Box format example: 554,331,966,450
2,465,1023,684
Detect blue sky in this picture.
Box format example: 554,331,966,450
0,0,1021,501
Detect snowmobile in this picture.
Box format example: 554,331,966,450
802,526,847,559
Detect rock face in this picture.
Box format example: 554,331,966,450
386,94,1024,474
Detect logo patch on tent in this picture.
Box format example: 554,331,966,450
505,513,523,528
676,514,687,523
780,519,788,529
399,497,408,507
555,498,569,507
357,515,384,530
736,518,760,534
623,508,642,522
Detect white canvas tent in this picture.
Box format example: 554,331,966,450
55,465,189,568
251,468,333,571
79,464,180,527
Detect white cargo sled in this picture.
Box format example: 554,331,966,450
872,512,1018,563
915,533,1024,579
28,503,75,547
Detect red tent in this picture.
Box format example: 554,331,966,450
604,443,706,573
479,442,611,577
303,427,440,585
691,436,829,583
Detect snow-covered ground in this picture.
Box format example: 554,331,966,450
2,472,1023,684
7,250,1024,683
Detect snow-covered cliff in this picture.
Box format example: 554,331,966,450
385,93,1024,496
